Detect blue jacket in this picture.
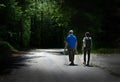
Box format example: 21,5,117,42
66,34,77,48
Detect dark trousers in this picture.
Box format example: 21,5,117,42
84,48,91,65
68,48,75,63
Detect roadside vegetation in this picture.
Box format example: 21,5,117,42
0,41,18,62
92,48,120,54
0,0,120,61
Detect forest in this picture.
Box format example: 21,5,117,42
0,0,120,56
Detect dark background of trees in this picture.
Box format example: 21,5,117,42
0,0,120,51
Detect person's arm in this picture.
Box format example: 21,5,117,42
75,41,78,49
91,37,92,49
82,37,85,50
65,36,68,49
65,42,68,49
75,36,78,49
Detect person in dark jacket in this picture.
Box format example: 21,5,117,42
82,32,92,66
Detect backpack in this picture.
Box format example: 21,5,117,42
85,37,92,48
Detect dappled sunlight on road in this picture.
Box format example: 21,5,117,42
29,49,65,53
0,49,120,82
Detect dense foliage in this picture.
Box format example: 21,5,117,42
0,0,120,50
0,41,17,61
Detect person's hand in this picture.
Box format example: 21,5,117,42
64,46,67,49
64,47,68,55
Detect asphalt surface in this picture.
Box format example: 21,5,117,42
0,49,120,82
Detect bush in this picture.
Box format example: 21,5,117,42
0,41,17,61
93,48,120,54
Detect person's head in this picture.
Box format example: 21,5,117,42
69,30,73,34
85,32,90,37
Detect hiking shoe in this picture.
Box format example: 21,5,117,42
69,62,74,65
86,64,89,66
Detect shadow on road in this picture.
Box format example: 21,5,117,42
64,64,78,66
0,56,27,75
0,54,44,75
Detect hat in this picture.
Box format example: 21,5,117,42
69,30,73,33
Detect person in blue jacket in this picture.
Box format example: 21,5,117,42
65,30,78,65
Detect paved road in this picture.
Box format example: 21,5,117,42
0,49,120,82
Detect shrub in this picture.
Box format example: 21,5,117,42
0,41,17,61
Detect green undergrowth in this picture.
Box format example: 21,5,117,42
92,48,120,54
0,41,18,61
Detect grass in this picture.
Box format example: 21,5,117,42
92,48,120,54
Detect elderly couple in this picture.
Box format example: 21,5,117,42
65,30,92,66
